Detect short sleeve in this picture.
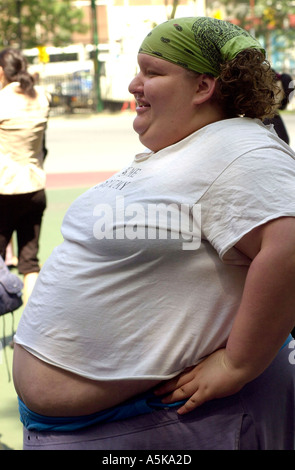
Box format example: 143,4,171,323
200,148,295,264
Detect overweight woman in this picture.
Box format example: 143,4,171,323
13,17,295,450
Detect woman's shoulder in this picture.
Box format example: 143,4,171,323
207,117,266,134
202,117,287,149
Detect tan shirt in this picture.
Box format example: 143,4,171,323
0,82,50,194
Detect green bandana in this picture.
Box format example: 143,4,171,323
139,17,265,77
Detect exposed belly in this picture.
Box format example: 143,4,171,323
13,344,160,417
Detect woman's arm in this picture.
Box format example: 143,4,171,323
155,216,295,414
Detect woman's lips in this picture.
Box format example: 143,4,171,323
135,96,150,111
136,104,150,112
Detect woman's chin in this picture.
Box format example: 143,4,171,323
132,118,148,138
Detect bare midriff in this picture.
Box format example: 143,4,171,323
13,344,160,417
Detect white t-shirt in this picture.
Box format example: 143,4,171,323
14,117,295,380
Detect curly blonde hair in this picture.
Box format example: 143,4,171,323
215,49,279,120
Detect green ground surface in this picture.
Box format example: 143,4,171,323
0,186,87,450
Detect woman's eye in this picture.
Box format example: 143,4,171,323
146,70,161,77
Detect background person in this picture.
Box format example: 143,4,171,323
13,18,295,450
263,70,294,144
0,48,50,305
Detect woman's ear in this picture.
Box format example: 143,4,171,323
193,75,216,105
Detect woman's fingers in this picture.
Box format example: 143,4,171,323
154,367,196,398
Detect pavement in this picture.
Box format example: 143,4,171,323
1,110,295,451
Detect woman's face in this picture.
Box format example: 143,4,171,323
128,54,201,152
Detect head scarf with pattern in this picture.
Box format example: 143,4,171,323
139,17,265,77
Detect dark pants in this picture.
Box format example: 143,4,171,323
0,190,46,274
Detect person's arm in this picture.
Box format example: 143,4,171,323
154,216,295,414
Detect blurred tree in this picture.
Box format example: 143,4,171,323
0,0,88,49
164,0,180,19
169,0,180,19
217,0,295,58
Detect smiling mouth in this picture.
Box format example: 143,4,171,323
137,103,150,109
135,96,150,109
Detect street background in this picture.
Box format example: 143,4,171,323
44,110,145,175
1,110,295,450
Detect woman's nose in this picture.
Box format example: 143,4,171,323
128,72,143,95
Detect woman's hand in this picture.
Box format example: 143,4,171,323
154,348,247,415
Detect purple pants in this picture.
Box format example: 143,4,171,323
23,342,295,450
